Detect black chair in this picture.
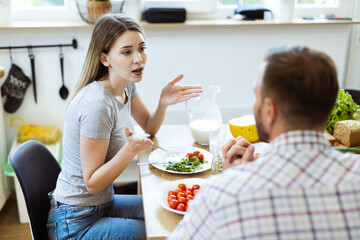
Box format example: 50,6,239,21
342,88,360,105
10,140,61,240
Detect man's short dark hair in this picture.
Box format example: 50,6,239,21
262,46,339,129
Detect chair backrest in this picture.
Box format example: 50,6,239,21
342,88,360,105
10,140,61,240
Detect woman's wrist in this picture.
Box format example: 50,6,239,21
122,142,139,158
158,95,169,109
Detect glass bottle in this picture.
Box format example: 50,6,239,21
210,129,227,174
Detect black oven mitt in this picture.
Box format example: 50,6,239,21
1,64,31,113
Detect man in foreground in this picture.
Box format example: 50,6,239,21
169,46,360,239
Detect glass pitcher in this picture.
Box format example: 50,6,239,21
186,85,222,145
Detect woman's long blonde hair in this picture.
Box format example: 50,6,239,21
71,13,144,101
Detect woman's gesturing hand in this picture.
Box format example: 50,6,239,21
160,74,202,106
125,127,153,153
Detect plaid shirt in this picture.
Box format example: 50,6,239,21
169,131,360,240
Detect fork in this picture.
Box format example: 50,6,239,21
136,146,183,166
151,145,182,154
137,161,168,166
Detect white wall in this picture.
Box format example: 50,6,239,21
0,23,356,151
0,28,89,149
344,0,360,89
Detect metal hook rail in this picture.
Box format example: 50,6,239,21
0,38,78,50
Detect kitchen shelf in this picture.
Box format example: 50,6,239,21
0,20,92,30
0,18,359,30
142,18,360,28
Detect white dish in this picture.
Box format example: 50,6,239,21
253,142,270,155
148,146,213,174
155,178,208,215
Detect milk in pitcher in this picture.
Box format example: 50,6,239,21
190,119,220,145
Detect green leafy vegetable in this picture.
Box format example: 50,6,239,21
166,156,207,172
326,90,359,133
335,147,360,154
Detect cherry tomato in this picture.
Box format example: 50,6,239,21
168,191,176,196
186,195,194,200
193,151,200,156
167,194,177,203
176,203,186,211
174,188,183,194
177,192,185,198
178,183,186,190
167,184,199,211
185,205,189,211
186,153,194,160
198,154,204,161
192,184,200,190
169,199,179,209
185,190,193,196
178,197,186,204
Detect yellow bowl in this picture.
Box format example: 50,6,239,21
228,115,259,143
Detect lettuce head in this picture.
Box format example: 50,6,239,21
326,89,359,134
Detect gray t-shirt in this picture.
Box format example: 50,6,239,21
53,81,137,206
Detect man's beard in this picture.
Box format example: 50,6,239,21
255,106,270,143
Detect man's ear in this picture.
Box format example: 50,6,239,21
100,53,109,67
263,97,277,128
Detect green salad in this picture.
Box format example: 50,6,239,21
326,89,360,133
166,151,207,173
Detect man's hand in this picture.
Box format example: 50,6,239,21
222,136,255,169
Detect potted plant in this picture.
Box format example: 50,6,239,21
86,0,112,23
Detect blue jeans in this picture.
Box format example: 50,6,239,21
47,193,146,240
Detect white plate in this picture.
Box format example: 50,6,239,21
148,146,213,174
253,142,270,155
155,178,208,215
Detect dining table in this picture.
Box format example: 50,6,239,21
137,124,220,240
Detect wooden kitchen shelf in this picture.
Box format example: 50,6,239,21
0,18,359,30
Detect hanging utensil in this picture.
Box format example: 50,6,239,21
59,47,69,100
9,46,13,64
28,46,37,103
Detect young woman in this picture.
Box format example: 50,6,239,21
47,13,201,240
